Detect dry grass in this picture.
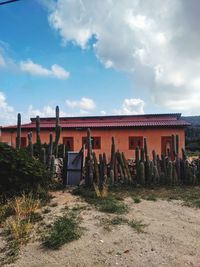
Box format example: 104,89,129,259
5,217,32,245
12,193,40,218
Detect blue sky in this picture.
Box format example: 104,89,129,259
0,0,199,125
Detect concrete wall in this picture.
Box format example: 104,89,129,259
1,127,185,160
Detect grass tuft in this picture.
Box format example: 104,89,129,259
128,220,147,233
146,195,157,201
43,212,82,249
72,187,127,214
133,197,141,204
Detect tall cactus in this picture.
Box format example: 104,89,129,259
41,147,46,165
28,131,33,157
36,115,41,145
86,128,93,186
16,113,21,149
144,138,148,161
110,137,115,170
93,152,100,184
139,161,145,185
54,106,61,158
176,134,179,157
56,105,60,128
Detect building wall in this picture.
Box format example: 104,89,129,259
1,127,185,160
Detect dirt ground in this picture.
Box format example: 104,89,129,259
5,190,200,267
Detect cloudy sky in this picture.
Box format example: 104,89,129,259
0,0,199,125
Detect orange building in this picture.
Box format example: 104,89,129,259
0,114,189,160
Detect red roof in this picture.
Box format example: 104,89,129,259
2,113,190,130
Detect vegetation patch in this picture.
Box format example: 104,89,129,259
43,212,82,249
72,187,128,214
110,185,200,209
102,216,146,233
128,220,147,233
133,197,141,204
146,194,157,201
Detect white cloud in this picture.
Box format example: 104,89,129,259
20,60,70,79
114,98,145,115
45,0,200,114
0,92,14,112
66,97,96,110
0,91,15,125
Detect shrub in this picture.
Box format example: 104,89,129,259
43,213,82,249
0,143,50,196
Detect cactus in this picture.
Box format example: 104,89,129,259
16,113,21,149
182,148,187,160
56,105,60,128
153,165,159,185
114,153,119,182
110,169,114,185
152,150,157,166
122,152,132,182
172,162,178,185
140,148,144,162
54,106,61,158
167,161,173,185
28,131,33,157
93,152,100,184
176,135,179,157
145,156,151,185
172,134,176,158
49,132,53,157
117,152,127,182
55,125,61,157
87,128,92,160
139,161,145,185
103,153,108,183
144,138,148,161
110,137,115,170
41,147,46,165
50,155,56,179
36,116,41,146
135,147,140,183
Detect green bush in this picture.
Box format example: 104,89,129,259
43,213,82,249
0,143,50,196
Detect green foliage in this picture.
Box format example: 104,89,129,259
133,197,141,203
73,187,127,214
0,143,50,195
43,212,82,249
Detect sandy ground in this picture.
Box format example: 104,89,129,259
4,191,200,267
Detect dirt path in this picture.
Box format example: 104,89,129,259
9,191,200,267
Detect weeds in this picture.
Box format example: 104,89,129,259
128,220,147,233
133,197,141,203
146,195,157,201
5,217,32,244
72,187,127,214
102,216,146,233
43,212,82,249
0,202,15,225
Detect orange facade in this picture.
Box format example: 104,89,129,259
0,127,185,160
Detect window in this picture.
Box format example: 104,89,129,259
82,136,101,149
63,137,74,151
129,136,143,150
